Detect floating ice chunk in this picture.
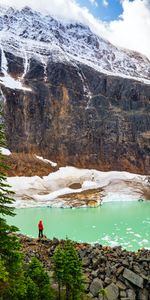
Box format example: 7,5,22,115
141,239,149,243
134,233,141,238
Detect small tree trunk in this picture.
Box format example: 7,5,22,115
66,283,69,300
58,282,61,300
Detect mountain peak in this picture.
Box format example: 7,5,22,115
0,4,150,84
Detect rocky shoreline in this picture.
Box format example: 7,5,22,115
19,235,150,299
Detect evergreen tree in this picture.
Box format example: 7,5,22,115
63,239,84,300
0,106,20,262
53,239,84,300
53,245,65,300
0,106,54,299
26,257,54,300
0,105,25,298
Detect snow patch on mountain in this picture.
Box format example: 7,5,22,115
0,147,11,155
36,155,57,167
0,43,31,91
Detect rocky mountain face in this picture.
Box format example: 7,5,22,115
0,6,150,174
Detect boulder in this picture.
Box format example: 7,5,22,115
116,280,126,290
90,278,103,297
104,277,111,285
82,257,90,267
137,288,149,300
105,283,119,300
116,266,124,276
126,289,136,300
120,291,127,297
123,268,143,288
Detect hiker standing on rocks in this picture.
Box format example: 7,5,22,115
38,220,44,238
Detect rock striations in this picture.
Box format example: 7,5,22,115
0,5,150,174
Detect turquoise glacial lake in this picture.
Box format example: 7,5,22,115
6,202,150,251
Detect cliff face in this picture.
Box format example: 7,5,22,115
2,57,150,174
0,6,150,175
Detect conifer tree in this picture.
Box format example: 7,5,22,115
53,239,84,300
0,106,21,271
63,239,84,300
53,245,65,300
26,257,54,300
0,105,24,298
0,105,55,299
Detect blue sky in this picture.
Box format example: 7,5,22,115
78,0,123,21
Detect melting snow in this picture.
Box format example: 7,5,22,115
0,44,31,91
36,155,57,167
6,166,149,208
0,147,11,155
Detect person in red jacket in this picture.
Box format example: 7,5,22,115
38,220,44,238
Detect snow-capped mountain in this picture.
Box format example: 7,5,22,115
0,5,150,175
0,5,150,90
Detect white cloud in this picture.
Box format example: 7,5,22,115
89,0,98,7
107,0,150,59
0,0,150,59
102,0,109,7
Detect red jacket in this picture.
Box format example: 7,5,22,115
38,220,44,230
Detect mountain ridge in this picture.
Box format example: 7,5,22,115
0,4,150,91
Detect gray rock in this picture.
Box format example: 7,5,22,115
91,269,100,278
52,237,59,245
123,279,134,289
98,295,104,300
90,278,103,297
92,257,101,269
120,291,127,297
116,266,124,276
123,268,143,288
105,283,119,300
104,277,111,285
78,249,87,259
87,292,95,299
105,264,111,277
116,280,126,290
137,288,149,300
126,289,136,300
111,276,117,284
99,267,105,273
92,248,101,256
122,260,129,267
82,257,90,267
133,264,141,273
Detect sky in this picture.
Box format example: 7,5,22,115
79,0,124,21
0,0,150,59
